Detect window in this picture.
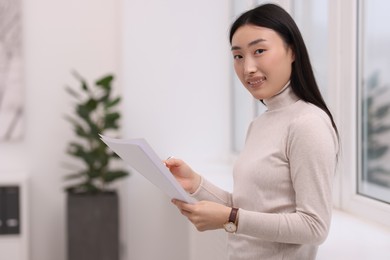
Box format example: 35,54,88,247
292,0,328,100
334,0,390,227
358,0,390,203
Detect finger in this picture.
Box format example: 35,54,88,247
172,201,192,216
180,209,192,217
172,199,186,208
163,156,174,165
165,158,182,167
172,199,194,213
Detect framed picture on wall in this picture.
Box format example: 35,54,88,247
0,0,23,142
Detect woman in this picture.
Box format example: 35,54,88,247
165,3,339,260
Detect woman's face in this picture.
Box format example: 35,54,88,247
231,24,294,100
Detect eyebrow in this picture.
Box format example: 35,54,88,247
231,38,266,51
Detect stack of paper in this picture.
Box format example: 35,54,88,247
100,135,195,204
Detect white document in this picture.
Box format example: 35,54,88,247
100,135,195,204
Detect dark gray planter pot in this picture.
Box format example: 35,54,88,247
67,192,119,260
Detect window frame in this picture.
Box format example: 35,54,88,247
328,0,390,227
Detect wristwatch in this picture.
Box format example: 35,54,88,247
223,207,239,233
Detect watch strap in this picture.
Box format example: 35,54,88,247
229,207,239,224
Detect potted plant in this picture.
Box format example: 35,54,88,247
64,71,129,260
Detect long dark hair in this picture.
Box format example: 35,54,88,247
230,4,339,138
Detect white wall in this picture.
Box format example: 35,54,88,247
122,0,232,259
3,1,389,260
0,0,121,259
1,0,232,259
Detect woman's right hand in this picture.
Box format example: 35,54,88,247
164,157,201,194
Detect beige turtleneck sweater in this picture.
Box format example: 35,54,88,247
191,85,338,260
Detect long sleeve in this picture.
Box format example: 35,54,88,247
188,85,338,260
191,176,233,207
236,112,338,244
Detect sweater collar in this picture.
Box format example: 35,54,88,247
263,81,299,111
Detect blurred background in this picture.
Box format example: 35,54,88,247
0,0,389,259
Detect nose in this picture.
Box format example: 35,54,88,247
244,57,257,75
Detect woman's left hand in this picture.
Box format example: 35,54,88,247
171,199,231,231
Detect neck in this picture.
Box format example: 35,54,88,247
263,81,299,111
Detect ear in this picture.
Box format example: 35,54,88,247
289,47,295,63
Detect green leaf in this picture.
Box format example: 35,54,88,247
76,104,90,119
65,86,81,100
87,170,102,179
64,115,80,127
102,170,129,183
67,146,99,172
68,142,85,149
104,112,120,129
89,146,109,169
65,182,100,194
111,152,120,158
96,75,114,91
72,71,89,92
64,172,85,180
67,143,87,158
87,121,102,139
105,97,121,109
75,125,89,138
85,98,98,111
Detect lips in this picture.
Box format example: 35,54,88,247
247,76,266,88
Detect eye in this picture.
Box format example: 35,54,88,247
255,49,265,55
233,54,243,60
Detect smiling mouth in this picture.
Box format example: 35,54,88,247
247,76,266,87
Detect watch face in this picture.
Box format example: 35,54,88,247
224,222,237,233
